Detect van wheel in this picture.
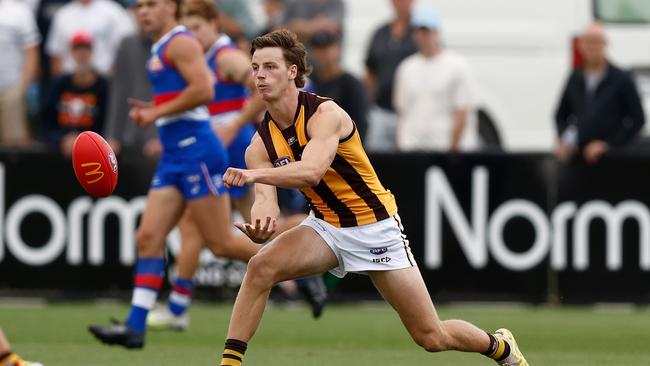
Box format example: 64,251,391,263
478,111,502,150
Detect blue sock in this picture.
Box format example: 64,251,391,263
126,257,165,333
168,277,193,316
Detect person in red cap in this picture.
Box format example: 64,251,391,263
41,30,108,157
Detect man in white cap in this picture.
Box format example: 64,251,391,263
394,9,479,153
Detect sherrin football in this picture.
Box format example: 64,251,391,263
72,131,118,197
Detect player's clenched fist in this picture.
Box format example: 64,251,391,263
223,167,254,187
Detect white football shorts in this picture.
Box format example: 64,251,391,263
300,213,416,278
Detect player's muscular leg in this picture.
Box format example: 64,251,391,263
369,267,491,353
136,187,186,257
226,226,338,342
187,194,260,261
176,209,204,278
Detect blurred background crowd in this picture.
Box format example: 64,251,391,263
1,0,649,164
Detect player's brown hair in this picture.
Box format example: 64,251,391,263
181,0,219,21
251,29,312,88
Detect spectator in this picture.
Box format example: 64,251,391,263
258,0,286,36
283,0,344,43
0,0,40,147
42,31,107,158
46,0,134,77
217,0,258,41
35,0,71,107
103,3,158,159
555,22,645,164
310,31,369,141
393,9,479,152
363,0,417,152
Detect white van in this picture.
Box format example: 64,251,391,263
342,0,650,151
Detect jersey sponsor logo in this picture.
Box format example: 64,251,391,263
81,162,104,184
372,256,391,263
369,247,388,255
287,136,297,145
148,56,163,72
274,156,291,167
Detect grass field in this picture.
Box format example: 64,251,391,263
1,301,649,365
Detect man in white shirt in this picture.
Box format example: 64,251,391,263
0,0,40,146
393,9,478,152
46,0,134,76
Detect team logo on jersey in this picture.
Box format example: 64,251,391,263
287,136,297,145
274,156,291,167
148,56,163,72
370,247,388,255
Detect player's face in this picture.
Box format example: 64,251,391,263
182,16,218,51
136,0,175,34
251,47,296,101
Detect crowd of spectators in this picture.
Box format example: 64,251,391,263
0,0,646,164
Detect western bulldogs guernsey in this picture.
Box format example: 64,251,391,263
147,26,228,199
204,34,256,199
205,34,249,125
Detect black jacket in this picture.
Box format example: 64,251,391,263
41,73,107,146
555,62,645,147
311,71,369,141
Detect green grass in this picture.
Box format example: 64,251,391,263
1,301,649,365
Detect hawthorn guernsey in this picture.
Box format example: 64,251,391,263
72,131,118,197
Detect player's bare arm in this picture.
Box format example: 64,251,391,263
232,134,280,243
131,35,214,126
214,49,266,144
155,35,214,117
223,101,348,189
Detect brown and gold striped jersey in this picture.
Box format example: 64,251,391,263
257,91,398,228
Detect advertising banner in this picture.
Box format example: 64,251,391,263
1,151,649,302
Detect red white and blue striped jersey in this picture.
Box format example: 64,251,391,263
147,25,209,126
205,35,250,125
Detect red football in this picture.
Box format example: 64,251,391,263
71,131,118,197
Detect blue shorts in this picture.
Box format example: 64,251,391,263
226,123,255,200
153,120,229,200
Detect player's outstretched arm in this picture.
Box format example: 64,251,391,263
224,101,342,189
152,35,214,119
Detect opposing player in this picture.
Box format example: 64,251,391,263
145,0,326,331
218,29,529,366
87,0,269,349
